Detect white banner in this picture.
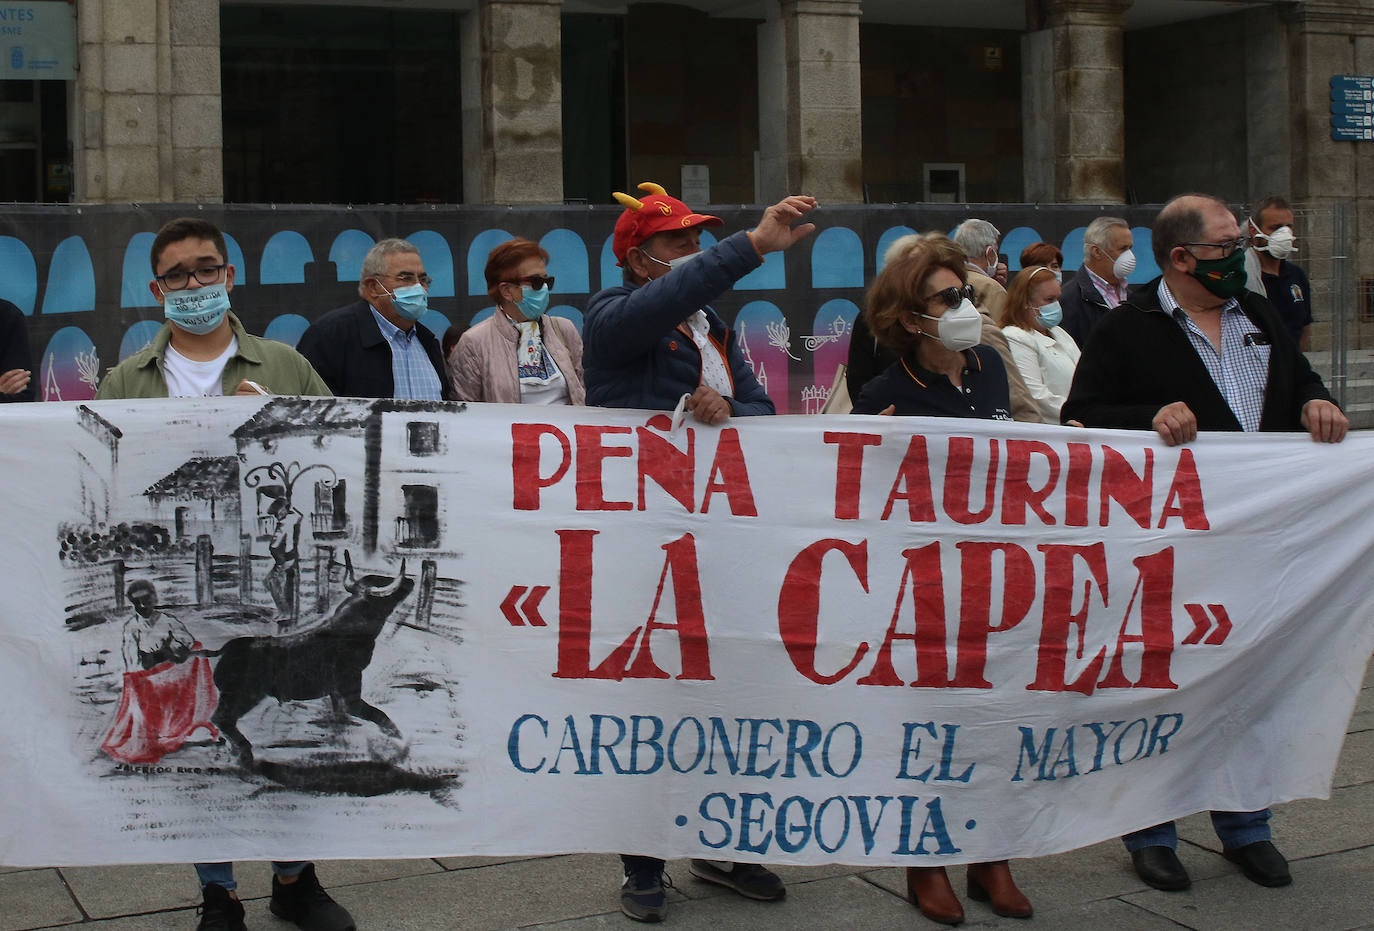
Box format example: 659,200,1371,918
0,399,1370,867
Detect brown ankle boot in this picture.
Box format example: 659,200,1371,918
905,866,964,926
966,860,1032,918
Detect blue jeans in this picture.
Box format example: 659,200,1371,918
194,861,308,892
1122,809,1272,852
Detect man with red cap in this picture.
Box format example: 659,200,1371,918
584,184,817,424
583,185,817,922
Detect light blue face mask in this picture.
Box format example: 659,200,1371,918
163,283,231,335
386,283,429,321
1036,300,1063,330
515,284,551,320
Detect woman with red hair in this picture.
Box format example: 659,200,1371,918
449,238,585,405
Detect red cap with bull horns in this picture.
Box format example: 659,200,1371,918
611,181,723,266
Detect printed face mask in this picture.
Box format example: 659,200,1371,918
385,282,429,321
515,284,551,320
920,298,982,352
163,283,231,335
1190,248,1249,299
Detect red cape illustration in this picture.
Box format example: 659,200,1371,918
101,645,220,764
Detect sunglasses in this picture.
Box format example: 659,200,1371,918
922,283,977,310
505,274,556,291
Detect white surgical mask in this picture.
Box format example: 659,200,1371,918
643,248,702,274
1112,248,1137,282
1251,220,1298,260
920,299,982,353
1036,300,1063,330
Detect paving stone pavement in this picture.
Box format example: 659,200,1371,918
4,662,1370,931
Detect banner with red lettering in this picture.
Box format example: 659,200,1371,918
0,398,1370,867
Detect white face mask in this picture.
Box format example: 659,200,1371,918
1112,247,1137,281
643,248,701,275
1250,218,1298,260
920,298,982,352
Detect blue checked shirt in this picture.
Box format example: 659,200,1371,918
1159,281,1267,432
370,307,443,401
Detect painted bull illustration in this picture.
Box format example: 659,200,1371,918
211,554,413,767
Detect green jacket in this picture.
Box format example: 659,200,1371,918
95,314,332,400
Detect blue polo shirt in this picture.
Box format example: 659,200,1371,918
852,344,1012,421
1261,261,1313,347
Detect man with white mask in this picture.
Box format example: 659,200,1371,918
951,217,1008,323
297,238,454,400
1243,196,1312,350
584,182,815,423
583,183,816,922
1060,215,1136,347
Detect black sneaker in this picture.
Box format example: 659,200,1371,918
269,863,357,931
688,860,786,900
196,883,246,931
620,861,673,922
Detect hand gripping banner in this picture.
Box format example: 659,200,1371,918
0,398,1370,867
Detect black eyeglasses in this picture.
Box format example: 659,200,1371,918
504,274,556,291
377,272,432,288
922,283,977,310
156,264,226,291
1180,236,1251,259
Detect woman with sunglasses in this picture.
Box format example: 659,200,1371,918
449,237,585,406
852,233,1029,926
1001,264,1082,424
852,234,1014,426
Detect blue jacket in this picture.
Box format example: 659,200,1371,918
583,231,775,416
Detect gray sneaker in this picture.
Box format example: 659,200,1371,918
688,860,786,900
621,862,673,922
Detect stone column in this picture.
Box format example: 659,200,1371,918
1022,0,1132,203
73,0,222,203
460,0,563,205
1286,1,1374,347
757,0,863,203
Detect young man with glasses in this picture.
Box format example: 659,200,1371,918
96,217,330,402
1062,193,1346,893
297,238,454,401
94,217,349,931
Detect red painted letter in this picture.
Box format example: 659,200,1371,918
575,425,634,511
951,542,1036,688
700,429,757,516
823,431,883,520
1029,543,1108,694
778,539,871,684
512,423,570,511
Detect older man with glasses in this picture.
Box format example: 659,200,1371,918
297,238,454,401
1062,193,1346,894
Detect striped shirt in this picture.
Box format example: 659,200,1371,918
1159,281,1267,432
1087,267,1129,308
370,307,443,401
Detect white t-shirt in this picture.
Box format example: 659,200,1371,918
163,338,237,398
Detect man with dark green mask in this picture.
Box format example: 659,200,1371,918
1061,192,1346,893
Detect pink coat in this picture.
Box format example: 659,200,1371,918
448,312,586,405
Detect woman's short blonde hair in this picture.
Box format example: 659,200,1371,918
863,233,969,355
